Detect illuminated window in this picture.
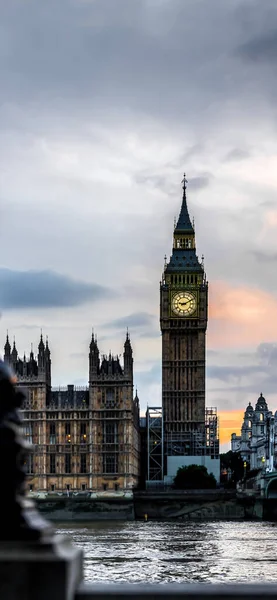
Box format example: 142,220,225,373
260,413,264,421
23,424,33,444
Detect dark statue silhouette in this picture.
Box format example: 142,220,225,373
0,360,52,540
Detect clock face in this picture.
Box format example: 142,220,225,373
172,291,197,316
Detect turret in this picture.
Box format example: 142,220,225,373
4,333,11,364
123,330,133,380
45,337,51,387
38,333,45,378
89,331,99,382
11,339,18,370
23,353,27,377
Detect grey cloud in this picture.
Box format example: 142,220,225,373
189,175,212,191
134,173,175,196
256,342,277,366
251,250,277,263
224,148,252,162
207,365,263,383
210,378,277,397
208,342,277,401
134,171,212,196
102,312,155,330
136,362,161,387
0,0,272,131
0,268,111,310
238,31,277,63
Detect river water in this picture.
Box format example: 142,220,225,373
57,521,277,584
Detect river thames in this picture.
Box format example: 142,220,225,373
57,520,277,583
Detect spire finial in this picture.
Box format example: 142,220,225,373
126,327,129,341
182,172,187,191
174,172,193,232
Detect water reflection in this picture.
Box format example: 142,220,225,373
56,521,277,584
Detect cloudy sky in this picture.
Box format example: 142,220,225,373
1,0,277,450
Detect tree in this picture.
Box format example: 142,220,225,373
173,464,217,490
220,451,245,487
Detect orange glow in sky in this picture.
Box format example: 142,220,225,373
218,409,244,447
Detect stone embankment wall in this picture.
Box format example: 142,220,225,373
134,491,243,520
36,490,248,521
37,497,135,521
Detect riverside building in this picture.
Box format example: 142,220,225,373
231,393,277,473
3,332,140,493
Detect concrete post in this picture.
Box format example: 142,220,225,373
0,535,82,600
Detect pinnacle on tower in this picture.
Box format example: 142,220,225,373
124,328,131,348
174,173,194,233
38,333,45,353
11,339,17,360
89,330,98,351
45,336,50,359
4,333,11,358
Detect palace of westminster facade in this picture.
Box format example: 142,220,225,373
3,176,219,492
3,331,140,492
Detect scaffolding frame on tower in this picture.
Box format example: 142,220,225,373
146,406,164,482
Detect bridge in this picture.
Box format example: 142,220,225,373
263,472,277,499
237,470,277,500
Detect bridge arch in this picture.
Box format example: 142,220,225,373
266,477,277,499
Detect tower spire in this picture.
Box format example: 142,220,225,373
175,173,194,232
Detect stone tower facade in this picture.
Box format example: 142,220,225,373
160,176,208,455
89,332,140,491
4,334,52,490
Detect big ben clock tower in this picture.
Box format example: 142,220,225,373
160,175,208,456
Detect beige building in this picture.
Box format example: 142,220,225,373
3,332,140,493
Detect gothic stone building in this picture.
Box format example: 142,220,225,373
231,393,277,473
3,332,140,493
160,177,208,457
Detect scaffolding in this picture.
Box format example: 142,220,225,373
205,407,219,458
147,407,164,481
165,407,219,458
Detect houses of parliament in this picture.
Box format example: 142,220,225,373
3,176,219,492
3,331,140,492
